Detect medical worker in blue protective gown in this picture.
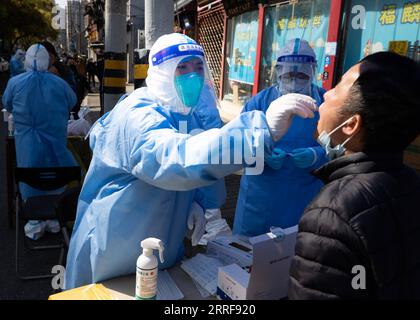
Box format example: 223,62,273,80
9,49,26,77
233,38,328,237
65,33,318,289
2,44,78,237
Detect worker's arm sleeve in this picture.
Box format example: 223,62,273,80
197,107,223,130
2,80,15,112
307,146,329,171
130,110,274,191
241,96,260,113
194,179,226,210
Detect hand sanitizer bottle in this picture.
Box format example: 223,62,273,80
135,238,164,300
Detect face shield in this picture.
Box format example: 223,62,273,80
146,33,218,115
276,55,316,96
272,38,318,97
24,44,49,72
174,56,205,108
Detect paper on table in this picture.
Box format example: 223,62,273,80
181,254,224,296
198,218,232,246
157,270,184,300
192,279,212,298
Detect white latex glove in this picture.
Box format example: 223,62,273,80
266,93,317,141
187,201,206,246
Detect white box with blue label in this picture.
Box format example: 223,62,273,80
216,225,298,300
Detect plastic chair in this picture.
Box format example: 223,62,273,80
14,166,81,280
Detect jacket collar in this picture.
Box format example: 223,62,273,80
313,152,404,183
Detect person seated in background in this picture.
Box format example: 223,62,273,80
2,44,78,240
289,52,420,299
233,38,328,237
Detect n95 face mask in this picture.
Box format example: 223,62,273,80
174,72,204,108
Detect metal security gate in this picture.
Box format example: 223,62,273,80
197,2,225,97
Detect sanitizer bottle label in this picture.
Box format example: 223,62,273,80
135,267,158,300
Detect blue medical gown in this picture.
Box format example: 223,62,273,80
2,71,78,199
65,88,273,288
9,57,25,77
194,85,223,129
233,85,328,237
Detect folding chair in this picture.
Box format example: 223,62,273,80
15,166,81,280
55,185,82,267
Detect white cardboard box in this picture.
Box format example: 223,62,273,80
217,225,298,300
206,235,253,268
217,264,249,300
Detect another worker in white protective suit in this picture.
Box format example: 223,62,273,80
65,33,317,289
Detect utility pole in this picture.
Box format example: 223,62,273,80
144,0,173,49
128,0,145,83
103,0,127,113
132,0,172,89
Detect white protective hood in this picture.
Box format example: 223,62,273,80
146,33,218,115
24,44,49,72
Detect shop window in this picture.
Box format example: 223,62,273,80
343,0,420,73
259,0,331,91
198,4,225,97
222,10,259,107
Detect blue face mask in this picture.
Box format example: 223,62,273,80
317,117,355,160
174,72,204,109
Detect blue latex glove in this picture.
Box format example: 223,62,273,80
290,148,317,168
265,148,287,170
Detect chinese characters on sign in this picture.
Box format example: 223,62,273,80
278,18,287,30
299,17,309,28
277,15,323,30
389,40,410,55
401,1,420,23
344,0,420,72
379,1,420,25
379,5,397,25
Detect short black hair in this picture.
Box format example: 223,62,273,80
341,51,420,152
39,41,57,58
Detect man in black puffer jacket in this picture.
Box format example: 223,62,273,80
289,52,420,299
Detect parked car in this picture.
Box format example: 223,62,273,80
0,57,9,72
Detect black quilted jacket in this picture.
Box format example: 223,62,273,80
289,152,420,299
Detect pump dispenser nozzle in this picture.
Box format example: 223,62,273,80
141,238,165,263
